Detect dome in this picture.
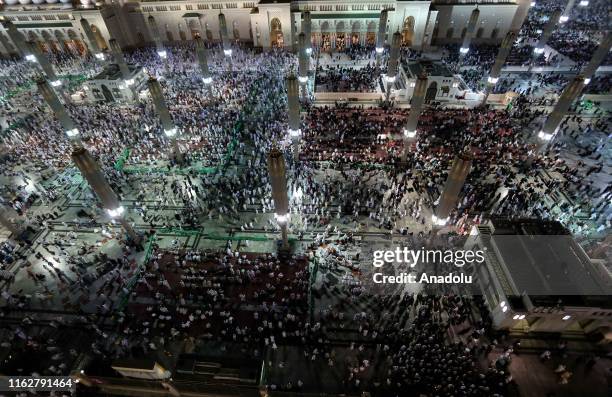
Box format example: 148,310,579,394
80,0,91,5
60,0,72,3
46,0,59,3
18,0,32,4
4,0,19,5
32,0,45,4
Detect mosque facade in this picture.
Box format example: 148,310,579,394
0,0,526,56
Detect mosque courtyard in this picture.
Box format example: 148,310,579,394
0,2,611,396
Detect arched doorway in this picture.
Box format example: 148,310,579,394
446,28,454,39
233,21,240,40
366,21,376,46
320,21,331,50
402,16,415,46
91,25,108,50
27,31,43,51
187,20,200,40
425,81,437,103
41,30,56,52
491,28,499,39
351,21,360,47
179,30,187,41
335,21,345,50
55,30,69,53
0,34,16,54
206,27,213,41
166,30,174,42
461,28,467,40
101,84,114,102
67,29,86,54
270,17,283,47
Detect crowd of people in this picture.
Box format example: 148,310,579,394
315,63,381,92
0,8,609,394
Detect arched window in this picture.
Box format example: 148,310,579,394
270,18,282,32
446,28,454,39
91,25,108,50
233,21,240,40
270,17,283,47
402,16,415,46
476,27,484,39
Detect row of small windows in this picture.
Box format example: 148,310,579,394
0,14,66,21
141,2,244,11
300,4,394,12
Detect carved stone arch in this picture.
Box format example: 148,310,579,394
270,17,283,47
402,16,415,46
90,24,108,50
232,20,240,40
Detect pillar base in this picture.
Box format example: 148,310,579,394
276,239,292,257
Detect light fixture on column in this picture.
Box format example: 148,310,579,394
298,76,308,84
164,127,177,137
530,1,536,6
65,128,80,138
403,128,416,139
409,81,416,87
305,48,312,55
459,47,469,54
562,315,571,320
157,50,167,59
533,47,545,54
288,128,301,138
431,214,448,226
537,130,554,141
579,0,588,6
50,80,62,87
385,75,396,83
223,49,232,56
559,15,569,23
202,77,213,84
274,213,289,224
106,206,125,218
125,79,135,87
487,76,499,84
584,78,591,85
375,47,384,54
25,54,37,62
94,53,105,60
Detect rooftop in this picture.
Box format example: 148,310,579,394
92,64,140,81
405,60,454,78
486,219,612,308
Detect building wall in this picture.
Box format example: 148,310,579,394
0,0,523,56
251,3,293,48
432,4,519,45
